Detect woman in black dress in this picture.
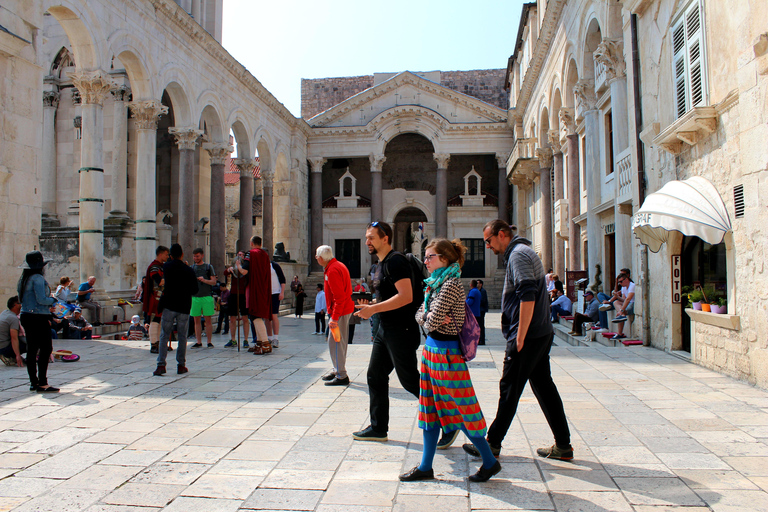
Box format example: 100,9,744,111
295,284,307,318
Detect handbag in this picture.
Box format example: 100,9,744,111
453,302,481,362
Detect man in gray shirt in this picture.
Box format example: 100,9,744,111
0,296,26,367
189,248,217,348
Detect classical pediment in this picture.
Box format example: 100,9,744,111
308,71,508,128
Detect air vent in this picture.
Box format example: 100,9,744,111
733,184,745,218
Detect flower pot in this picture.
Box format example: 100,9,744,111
701,303,711,312
692,302,702,310
711,305,727,314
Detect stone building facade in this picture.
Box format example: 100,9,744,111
506,0,768,387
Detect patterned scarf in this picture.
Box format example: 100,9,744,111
423,262,462,313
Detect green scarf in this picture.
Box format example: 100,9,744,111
423,262,462,313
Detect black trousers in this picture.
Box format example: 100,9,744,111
487,332,570,448
367,320,421,433
315,312,325,333
477,314,486,344
20,313,53,387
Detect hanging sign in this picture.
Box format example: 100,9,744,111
671,255,681,303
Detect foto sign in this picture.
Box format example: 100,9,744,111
671,255,681,303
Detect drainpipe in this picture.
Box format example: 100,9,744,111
631,14,651,347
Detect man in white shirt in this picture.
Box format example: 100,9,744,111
266,260,286,348
610,274,635,340
549,281,572,322
313,284,326,335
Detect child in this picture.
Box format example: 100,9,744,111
126,315,148,341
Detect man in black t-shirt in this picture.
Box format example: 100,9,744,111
353,221,421,442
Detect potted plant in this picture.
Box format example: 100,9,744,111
700,285,716,312
689,289,704,310
711,297,728,314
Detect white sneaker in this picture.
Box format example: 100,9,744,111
598,304,613,311
272,339,279,348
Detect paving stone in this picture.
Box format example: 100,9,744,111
655,452,732,470
0,452,46,469
163,496,242,512
11,426,100,454
613,476,705,506
162,445,230,464
0,475,60,498
226,440,294,461
469,481,554,510
542,468,618,491
186,428,252,447
64,464,141,490
277,450,346,471
102,482,185,507
10,487,108,512
182,473,256,499
100,449,167,466
208,459,276,477
551,490,633,511
321,479,398,507
675,469,760,490
392,493,467,511
17,442,122,479
242,488,323,510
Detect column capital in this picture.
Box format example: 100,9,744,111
234,158,258,176
261,168,274,186
433,153,451,169
559,107,576,136
168,127,203,150
129,100,168,130
595,38,626,81
203,142,233,165
368,154,386,173
495,152,509,168
43,91,60,109
111,85,130,102
573,79,596,112
547,130,561,151
536,147,553,169
70,70,115,106
308,157,326,173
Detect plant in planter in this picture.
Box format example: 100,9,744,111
699,285,716,312
689,289,705,310
711,296,728,314
681,285,693,308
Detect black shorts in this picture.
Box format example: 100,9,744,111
226,296,248,317
271,294,280,316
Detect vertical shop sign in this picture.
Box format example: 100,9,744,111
671,255,681,303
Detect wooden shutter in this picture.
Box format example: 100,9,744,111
672,0,707,119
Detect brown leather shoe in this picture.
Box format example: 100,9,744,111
252,340,263,355
261,340,272,354
177,365,188,375
153,365,166,376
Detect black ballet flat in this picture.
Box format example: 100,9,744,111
36,386,60,393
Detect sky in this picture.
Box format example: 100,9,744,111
222,0,525,118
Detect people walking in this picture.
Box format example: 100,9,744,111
313,284,326,335
154,244,198,376
467,220,572,461
399,238,500,483
353,221,422,441
17,251,58,392
315,245,354,387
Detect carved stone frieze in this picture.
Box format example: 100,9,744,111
70,71,115,106
168,127,203,150
547,130,560,150
129,100,168,130
573,79,596,112
559,107,575,135
43,91,60,109
536,147,553,169
433,153,451,169
594,39,626,81
368,154,386,173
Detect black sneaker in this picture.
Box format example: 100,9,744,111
437,429,460,450
321,372,336,381
352,425,387,442
536,444,574,461
462,442,501,458
150,345,159,354
324,377,350,386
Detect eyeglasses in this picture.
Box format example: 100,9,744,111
484,234,496,245
371,221,379,227
424,254,439,262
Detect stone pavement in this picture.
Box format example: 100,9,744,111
1,313,767,512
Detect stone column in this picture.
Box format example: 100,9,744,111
234,158,256,252
551,133,565,277
566,133,581,271
261,167,274,257
584,109,601,285
169,127,203,253
71,71,114,285
496,153,509,222
129,100,168,281
41,90,60,223
205,142,232,275
109,86,129,218
369,154,385,222
309,157,326,271
536,148,554,273
433,153,450,238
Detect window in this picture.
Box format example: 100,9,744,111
672,0,707,118
462,239,485,278
605,110,614,175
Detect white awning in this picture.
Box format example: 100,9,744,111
632,176,732,253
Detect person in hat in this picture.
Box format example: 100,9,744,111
126,315,148,341
68,308,93,339
17,251,58,392
568,290,601,337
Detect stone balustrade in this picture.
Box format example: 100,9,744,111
616,147,632,200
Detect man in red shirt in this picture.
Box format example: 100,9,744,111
236,236,272,354
315,245,354,386
143,246,169,354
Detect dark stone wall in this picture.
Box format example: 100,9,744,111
382,134,437,192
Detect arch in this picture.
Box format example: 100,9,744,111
254,129,274,171
157,64,194,126
230,119,252,159
45,3,99,69
387,202,433,224
50,46,75,78
582,17,603,83
564,58,580,108
370,106,447,154
107,29,154,99
550,87,563,137
199,104,225,143
538,106,551,148
274,151,289,182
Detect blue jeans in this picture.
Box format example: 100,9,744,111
158,309,189,367
597,292,613,327
551,304,570,322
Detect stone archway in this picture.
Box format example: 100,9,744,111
393,207,428,255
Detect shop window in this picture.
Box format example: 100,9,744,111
462,239,485,278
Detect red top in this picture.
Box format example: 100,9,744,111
142,259,164,316
245,248,272,319
324,258,355,321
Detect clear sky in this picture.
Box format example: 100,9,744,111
222,0,525,118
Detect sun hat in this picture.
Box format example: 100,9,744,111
131,315,140,324
19,251,48,269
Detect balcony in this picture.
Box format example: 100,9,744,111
507,138,539,187
615,147,632,203
595,59,608,94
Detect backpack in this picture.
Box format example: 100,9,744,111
455,303,481,361
383,252,429,313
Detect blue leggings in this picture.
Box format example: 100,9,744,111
419,426,497,471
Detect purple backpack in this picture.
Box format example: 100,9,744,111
457,302,481,361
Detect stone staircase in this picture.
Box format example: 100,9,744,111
552,307,642,348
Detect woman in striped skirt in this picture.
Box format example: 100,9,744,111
399,238,501,483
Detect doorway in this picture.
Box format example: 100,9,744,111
335,239,361,279
393,207,428,256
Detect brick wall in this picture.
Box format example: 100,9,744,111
301,69,508,119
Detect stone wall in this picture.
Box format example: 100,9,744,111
301,69,508,120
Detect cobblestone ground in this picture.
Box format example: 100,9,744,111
1,313,767,511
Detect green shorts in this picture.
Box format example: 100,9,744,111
190,296,215,317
